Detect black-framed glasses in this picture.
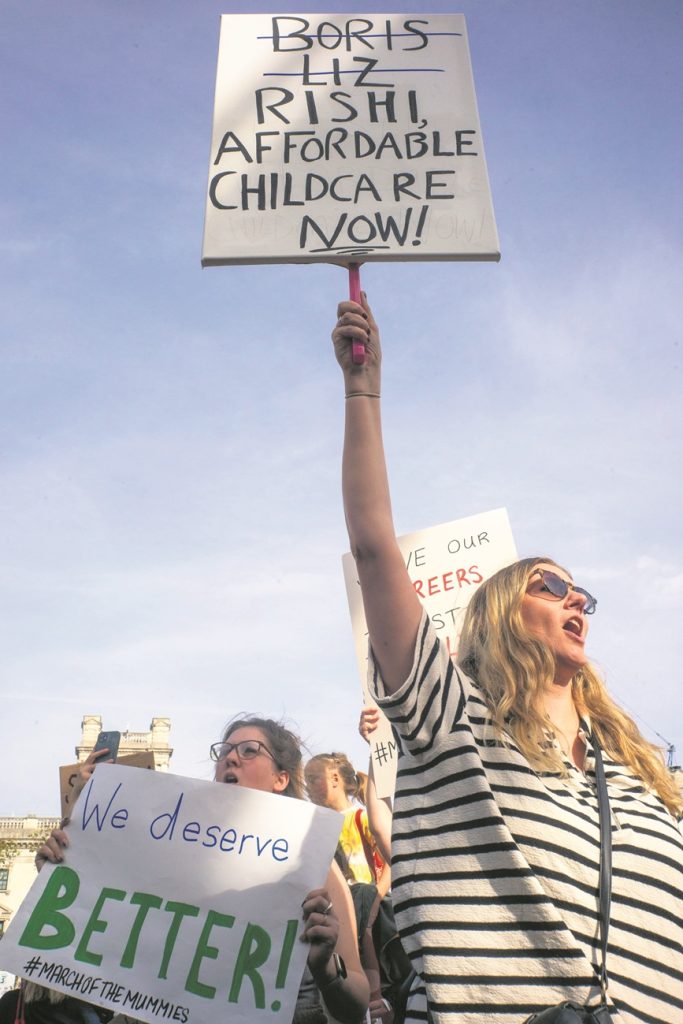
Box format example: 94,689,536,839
209,739,276,763
527,569,597,615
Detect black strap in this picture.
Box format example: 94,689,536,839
591,733,612,1002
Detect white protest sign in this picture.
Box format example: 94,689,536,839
342,508,517,796
0,765,342,1024
202,13,499,266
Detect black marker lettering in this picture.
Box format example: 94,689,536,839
330,91,357,123
455,130,478,155
283,131,316,163
317,21,342,50
353,57,393,88
209,172,237,210
271,17,312,52
325,128,349,160
213,132,253,165
393,173,419,201
300,214,348,249
241,174,266,211
255,133,278,163
403,19,429,51
255,88,295,125
433,132,455,157
368,91,397,123
405,132,428,159
304,91,319,125
425,170,455,199
347,19,375,51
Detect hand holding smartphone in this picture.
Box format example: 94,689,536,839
93,730,121,762
60,730,122,823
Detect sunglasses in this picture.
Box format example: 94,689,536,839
527,569,597,615
209,739,276,763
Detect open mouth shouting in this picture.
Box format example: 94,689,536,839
563,616,584,639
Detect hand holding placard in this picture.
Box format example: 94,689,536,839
1,765,345,1024
332,296,380,399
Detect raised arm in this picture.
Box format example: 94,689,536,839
359,708,393,864
332,297,422,694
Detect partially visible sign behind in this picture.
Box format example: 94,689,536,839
59,752,155,820
343,508,517,795
202,13,499,266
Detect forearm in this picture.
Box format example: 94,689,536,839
334,297,394,562
342,393,397,561
375,859,392,899
305,864,370,1023
316,965,370,1023
334,298,422,691
366,762,392,865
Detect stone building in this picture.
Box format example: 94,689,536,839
0,716,172,938
75,715,173,771
0,815,60,938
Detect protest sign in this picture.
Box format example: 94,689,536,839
59,752,155,820
342,508,517,796
1,765,342,1024
202,13,499,266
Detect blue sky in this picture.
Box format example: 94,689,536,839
2,0,681,814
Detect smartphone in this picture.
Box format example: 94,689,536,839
93,730,121,762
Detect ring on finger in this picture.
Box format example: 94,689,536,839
322,900,333,915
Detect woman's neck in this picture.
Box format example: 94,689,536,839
542,687,585,770
329,793,353,813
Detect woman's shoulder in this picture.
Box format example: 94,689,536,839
372,608,478,701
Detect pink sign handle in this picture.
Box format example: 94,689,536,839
348,264,365,365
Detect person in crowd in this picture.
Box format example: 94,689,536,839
36,717,370,1024
305,750,392,1022
305,752,390,897
332,295,683,1024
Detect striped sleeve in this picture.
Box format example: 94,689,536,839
369,608,465,756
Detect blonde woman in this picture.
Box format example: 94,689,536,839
305,752,391,898
332,296,683,1024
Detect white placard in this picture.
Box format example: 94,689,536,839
343,508,517,796
0,765,342,1024
202,13,499,266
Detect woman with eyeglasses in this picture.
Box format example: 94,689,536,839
36,717,370,1024
332,297,683,1024
210,715,369,1024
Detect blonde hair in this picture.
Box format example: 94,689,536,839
306,752,367,804
457,556,682,818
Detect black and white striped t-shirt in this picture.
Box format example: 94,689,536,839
371,612,683,1024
